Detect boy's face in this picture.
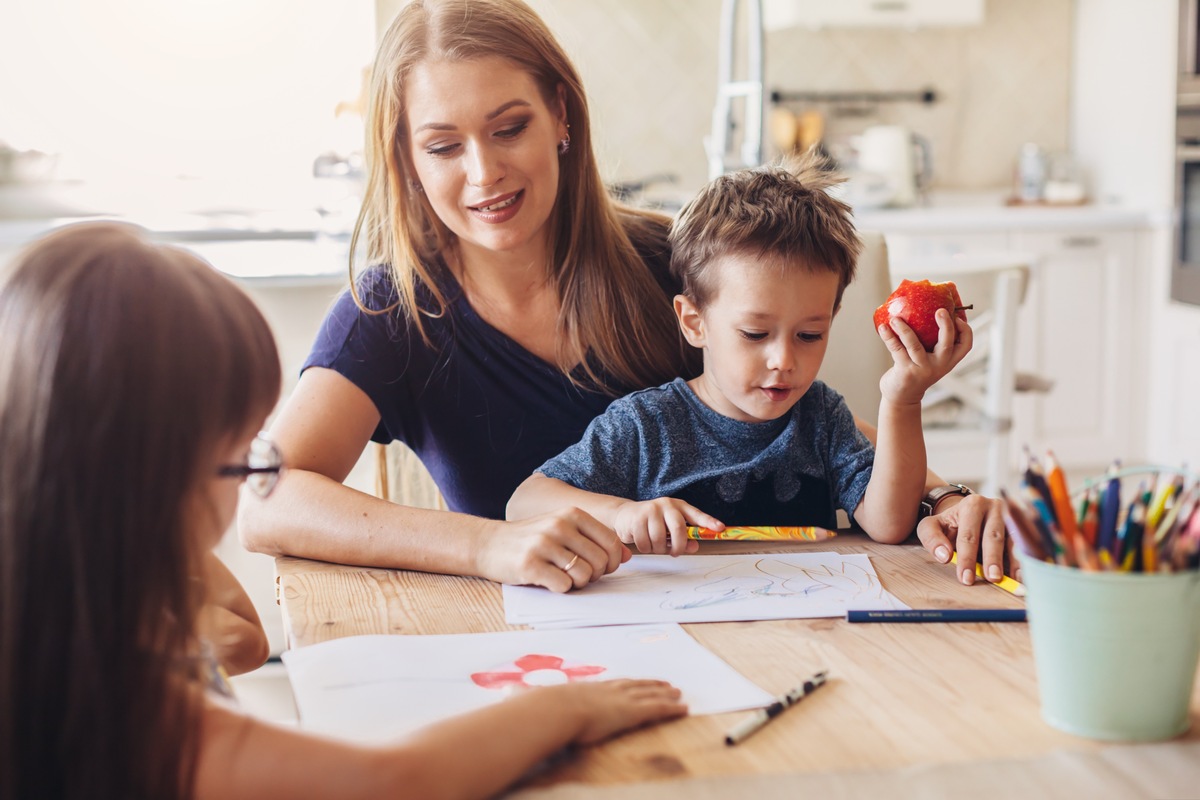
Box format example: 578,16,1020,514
675,252,839,424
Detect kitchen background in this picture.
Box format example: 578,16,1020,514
0,0,1192,718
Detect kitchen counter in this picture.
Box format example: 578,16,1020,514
852,189,1162,233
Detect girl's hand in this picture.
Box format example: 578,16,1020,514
559,679,688,745
877,309,972,406
478,509,630,592
612,498,722,556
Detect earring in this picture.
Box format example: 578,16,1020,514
410,181,424,193
558,123,571,156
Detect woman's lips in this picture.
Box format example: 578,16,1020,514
469,190,524,223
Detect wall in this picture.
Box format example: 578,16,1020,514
378,0,1073,194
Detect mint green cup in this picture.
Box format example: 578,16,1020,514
1021,558,1200,741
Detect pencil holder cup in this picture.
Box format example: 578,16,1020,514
1022,557,1200,741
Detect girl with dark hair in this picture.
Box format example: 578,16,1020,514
0,223,685,800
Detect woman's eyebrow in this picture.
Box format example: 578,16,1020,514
413,99,533,133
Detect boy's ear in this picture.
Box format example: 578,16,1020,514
674,294,706,348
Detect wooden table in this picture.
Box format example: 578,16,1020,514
276,537,1200,798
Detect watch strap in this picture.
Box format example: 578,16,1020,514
920,483,973,517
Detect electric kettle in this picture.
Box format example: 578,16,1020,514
855,125,932,208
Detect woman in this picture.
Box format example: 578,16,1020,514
0,222,685,800
238,0,1012,590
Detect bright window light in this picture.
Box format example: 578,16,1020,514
0,0,373,209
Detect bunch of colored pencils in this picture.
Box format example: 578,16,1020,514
999,450,1200,572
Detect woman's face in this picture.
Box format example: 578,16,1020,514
405,56,568,267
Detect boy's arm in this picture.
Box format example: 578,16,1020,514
507,473,628,527
852,399,927,543
509,474,715,557
854,309,970,542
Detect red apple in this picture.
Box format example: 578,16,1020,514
873,279,972,352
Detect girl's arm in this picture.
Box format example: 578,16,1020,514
195,679,686,800
236,368,626,592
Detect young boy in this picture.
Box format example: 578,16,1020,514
507,157,971,556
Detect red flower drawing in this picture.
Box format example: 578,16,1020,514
470,654,606,690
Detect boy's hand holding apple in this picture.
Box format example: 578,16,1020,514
873,279,973,406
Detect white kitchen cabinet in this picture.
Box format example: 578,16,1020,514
1013,229,1143,471
875,225,1145,487
764,0,985,31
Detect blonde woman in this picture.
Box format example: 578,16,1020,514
240,0,1012,591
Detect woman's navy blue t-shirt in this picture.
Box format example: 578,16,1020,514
302,250,682,520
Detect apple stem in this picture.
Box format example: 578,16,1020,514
955,305,974,311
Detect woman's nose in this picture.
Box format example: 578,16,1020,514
465,143,504,188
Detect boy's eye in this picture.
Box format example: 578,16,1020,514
738,330,767,341
798,332,825,343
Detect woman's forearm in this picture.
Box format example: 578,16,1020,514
237,468,494,575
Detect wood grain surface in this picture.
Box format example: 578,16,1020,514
276,537,1200,788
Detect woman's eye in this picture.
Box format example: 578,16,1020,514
739,330,767,341
496,121,529,140
425,142,459,157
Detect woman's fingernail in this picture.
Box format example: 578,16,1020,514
987,564,1002,581
934,545,950,563
961,569,975,586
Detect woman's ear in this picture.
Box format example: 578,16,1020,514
674,294,706,348
555,83,569,136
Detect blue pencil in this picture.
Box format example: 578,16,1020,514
1096,464,1122,555
846,609,1026,623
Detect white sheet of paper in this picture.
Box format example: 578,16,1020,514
281,623,773,744
504,552,908,629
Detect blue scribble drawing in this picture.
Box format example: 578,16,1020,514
658,557,885,610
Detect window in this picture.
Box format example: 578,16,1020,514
0,0,373,214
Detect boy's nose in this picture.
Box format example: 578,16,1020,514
766,341,797,372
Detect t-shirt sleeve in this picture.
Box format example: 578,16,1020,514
301,266,414,445
819,385,875,520
533,397,643,499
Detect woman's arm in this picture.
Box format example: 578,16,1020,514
237,368,627,592
195,679,686,800
196,551,269,676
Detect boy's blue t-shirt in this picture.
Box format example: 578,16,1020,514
535,378,875,528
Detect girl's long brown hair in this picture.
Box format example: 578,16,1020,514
352,0,695,394
0,223,281,799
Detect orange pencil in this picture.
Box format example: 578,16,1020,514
1044,451,1080,543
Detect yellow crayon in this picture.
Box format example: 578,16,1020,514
950,553,1026,597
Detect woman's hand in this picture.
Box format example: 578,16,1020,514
557,679,688,745
612,498,719,556
477,508,631,592
916,493,1021,584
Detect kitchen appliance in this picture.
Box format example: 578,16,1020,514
1175,0,1200,305
855,125,932,208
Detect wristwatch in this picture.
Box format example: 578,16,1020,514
920,483,973,517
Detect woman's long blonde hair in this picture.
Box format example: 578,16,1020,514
352,0,693,394
0,223,281,799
